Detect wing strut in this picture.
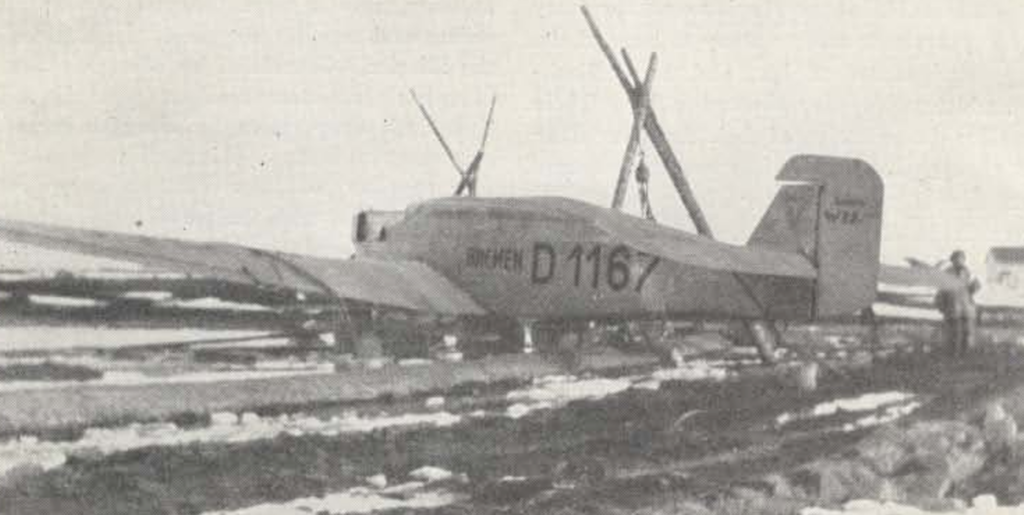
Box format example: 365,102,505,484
245,248,361,346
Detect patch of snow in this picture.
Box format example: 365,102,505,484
364,473,387,489
0,327,276,352
81,270,188,280
101,367,334,385
398,358,433,367
877,283,938,297
976,286,1024,308
28,295,108,308
200,485,462,515
0,410,463,482
776,391,917,427
649,362,729,383
160,297,272,312
210,412,239,426
506,402,550,419
810,391,915,417
506,375,632,405
872,302,943,321
632,379,662,391
409,466,453,483
379,481,425,495
250,358,331,371
120,291,174,301
801,496,1023,514
841,401,922,432
425,396,445,408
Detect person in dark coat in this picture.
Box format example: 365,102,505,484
937,250,981,357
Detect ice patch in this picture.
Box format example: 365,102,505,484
200,485,462,515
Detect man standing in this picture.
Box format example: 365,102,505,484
938,250,981,357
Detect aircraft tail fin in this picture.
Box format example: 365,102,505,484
748,155,884,318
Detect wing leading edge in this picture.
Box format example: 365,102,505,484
0,217,485,316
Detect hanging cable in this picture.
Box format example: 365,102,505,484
635,152,655,221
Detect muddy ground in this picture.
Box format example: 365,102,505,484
3,343,1024,515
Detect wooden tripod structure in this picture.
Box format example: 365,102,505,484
581,6,779,363
410,89,497,197
581,6,714,236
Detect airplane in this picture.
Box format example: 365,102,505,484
0,154,887,361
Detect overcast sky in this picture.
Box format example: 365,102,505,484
2,0,1023,269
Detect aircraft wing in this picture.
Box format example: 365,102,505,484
0,218,485,315
878,263,964,291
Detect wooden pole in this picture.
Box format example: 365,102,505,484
581,6,714,237
619,49,714,237
582,6,781,363
611,53,656,210
581,6,634,98
410,89,466,178
455,95,497,197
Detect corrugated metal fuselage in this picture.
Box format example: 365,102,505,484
355,196,815,322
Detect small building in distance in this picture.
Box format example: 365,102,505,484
986,247,1024,292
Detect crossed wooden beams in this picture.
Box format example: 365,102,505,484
410,89,496,197
581,6,713,238
582,6,782,363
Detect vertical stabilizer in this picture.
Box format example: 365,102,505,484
749,155,884,318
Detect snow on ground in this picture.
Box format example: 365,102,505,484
0,364,335,393
159,297,273,312
27,295,108,308
878,283,938,297
120,291,175,301
504,375,633,419
872,303,944,321
841,400,923,432
503,361,731,419
0,327,276,352
775,391,919,428
200,483,464,515
802,495,1022,514
0,410,463,481
0,360,737,480
976,285,1024,308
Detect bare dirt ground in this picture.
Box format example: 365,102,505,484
2,336,1024,515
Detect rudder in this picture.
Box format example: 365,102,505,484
749,155,884,318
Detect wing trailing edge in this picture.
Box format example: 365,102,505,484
0,217,485,316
